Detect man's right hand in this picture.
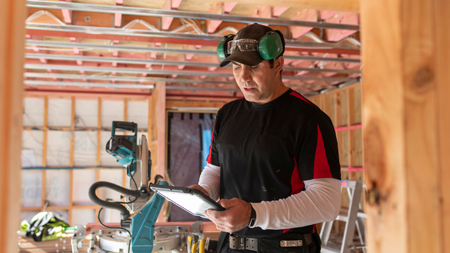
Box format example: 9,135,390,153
187,184,209,197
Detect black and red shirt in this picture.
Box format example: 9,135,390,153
207,89,341,237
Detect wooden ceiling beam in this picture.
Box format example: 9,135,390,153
273,6,289,17
162,0,184,31
289,9,318,39
60,0,72,24
115,0,123,28
194,0,359,13
325,12,359,41
207,2,237,34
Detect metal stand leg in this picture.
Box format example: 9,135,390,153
320,180,366,253
340,181,362,253
320,221,333,246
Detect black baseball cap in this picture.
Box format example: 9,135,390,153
219,23,277,67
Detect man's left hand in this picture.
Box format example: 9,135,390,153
205,198,252,233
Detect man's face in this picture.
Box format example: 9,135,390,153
232,60,280,104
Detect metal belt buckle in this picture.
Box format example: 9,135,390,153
229,235,258,251
239,237,246,250
229,236,240,250
245,238,258,251
280,240,303,247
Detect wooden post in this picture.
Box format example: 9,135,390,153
96,97,102,221
41,96,48,210
434,1,450,248
69,97,75,224
149,82,166,181
0,0,26,251
156,82,166,178
361,0,449,252
148,82,166,221
97,97,102,167
123,98,127,187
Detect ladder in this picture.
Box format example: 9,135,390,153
320,180,366,253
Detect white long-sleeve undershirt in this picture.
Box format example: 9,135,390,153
198,163,341,230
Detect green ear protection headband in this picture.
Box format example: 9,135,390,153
217,30,285,61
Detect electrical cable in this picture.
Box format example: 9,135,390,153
96,170,138,253
122,171,139,204
98,207,132,253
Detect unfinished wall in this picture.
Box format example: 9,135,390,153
20,95,227,227
21,96,148,226
309,82,364,226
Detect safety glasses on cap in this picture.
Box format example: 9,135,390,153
227,39,259,54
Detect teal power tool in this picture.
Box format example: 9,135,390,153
88,121,167,253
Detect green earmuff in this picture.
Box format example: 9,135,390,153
217,40,226,60
216,31,285,61
258,31,284,60
217,35,235,61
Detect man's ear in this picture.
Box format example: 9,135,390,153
275,56,284,73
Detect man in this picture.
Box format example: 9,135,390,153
189,23,341,253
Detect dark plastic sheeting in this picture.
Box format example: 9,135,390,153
168,112,214,221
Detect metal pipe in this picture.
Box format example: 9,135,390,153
24,72,238,85
25,80,155,89
26,23,361,51
26,53,361,74
319,78,361,94
25,64,233,77
282,75,355,82
26,39,361,63
27,53,222,68
24,73,337,89
26,39,217,55
25,64,357,82
24,80,245,91
27,0,359,31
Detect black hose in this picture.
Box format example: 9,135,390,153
88,181,141,219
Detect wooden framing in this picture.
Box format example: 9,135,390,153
149,82,167,181
12,1,450,253
123,98,127,188
97,97,102,167
309,82,364,226
361,0,450,252
41,96,48,211
96,97,102,221
435,1,450,248
0,0,26,251
69,96,75,223
20,95,150,226
309,82,363,173
166,100,227,110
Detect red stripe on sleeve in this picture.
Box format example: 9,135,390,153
206,124,215,164
314,125,333,179
289,91,311,104
291,157,305,195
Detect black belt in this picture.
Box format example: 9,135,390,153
229,233,314,252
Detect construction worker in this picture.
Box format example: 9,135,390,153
189,23,341,253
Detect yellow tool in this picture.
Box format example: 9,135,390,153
191,242,198,253
199,238,206,253
187,236,193,253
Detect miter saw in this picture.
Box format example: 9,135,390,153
70,121,210,253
